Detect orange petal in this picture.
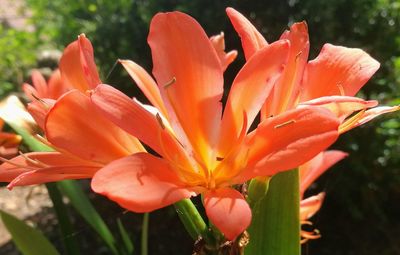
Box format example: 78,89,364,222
299,96,378,120
59,35,101,92
91,153,196,213
91,84,171,156
218,40,289,156
204,188,251,240
300,192,325,221
210,32,238,71
47,69,70,99
7,166,98,188
236,107,340,182
31,70,48,97
0,152,99,186
45,89,143,164
78,34,102,89
299,150,347,197
226,7,268,60
27,99,55,130
301,44,380,100
149,11,223,165
347,105,400,130
22,83,38,101
263,22,310,116
120,60,168,117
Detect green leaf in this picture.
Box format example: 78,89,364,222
117,218,134,255
46,183,81,255
57,180,119,255
245,169,300,255
7,122,52,152
0,210,60,255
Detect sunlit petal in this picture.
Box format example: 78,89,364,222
91,153,196,213
204,188,251,240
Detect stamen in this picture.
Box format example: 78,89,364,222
295,51,302,62
163,77,176,89
0,156,37,170
216,157,224,161
31,93,49,107
337,83,345,96
105,59,119,81
18,152,49,168
155,113,165,129
274,119,296,129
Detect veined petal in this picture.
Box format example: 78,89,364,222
226,7,268,60
263,22,310,116
301,44,380,100
7,166,98,189
91,84,177,157
0,152,99,186
27,99,55,130
45,90,143,164
149,11,223,165
300,192,325,221
120,60,168,117
218,40,289,156
47,69,70,99
235,107,340,182
59,34,101,92
210,32,238,71
299,96,378,120
340,105,400,133
299,150,347,197
78,34,102,89
31,70,48,97
204,188,251,240
91,153,196,213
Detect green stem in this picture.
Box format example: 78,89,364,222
46,183,81,255
174,198,213,244
141,213,149,255
245,169,300,255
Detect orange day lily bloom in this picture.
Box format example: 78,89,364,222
0,35,145,188
226,7,399,131
88,11,340,240
299,150,347,243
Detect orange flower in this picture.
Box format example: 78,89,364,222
89,11,340,240
0,36,144,188
26,34,102,129
226,7,399,130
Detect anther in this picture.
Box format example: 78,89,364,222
31,93,48,106
274,119,296,129
163,77,176,89
155,113,165,129
295,51,302,62
337,83,345,96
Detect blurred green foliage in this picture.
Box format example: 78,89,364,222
1,0,399,254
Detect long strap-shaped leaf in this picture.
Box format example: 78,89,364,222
245,169,300,255
1,210,60,255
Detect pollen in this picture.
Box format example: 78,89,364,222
163,77,177,89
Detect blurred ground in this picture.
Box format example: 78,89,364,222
0,185,55,254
